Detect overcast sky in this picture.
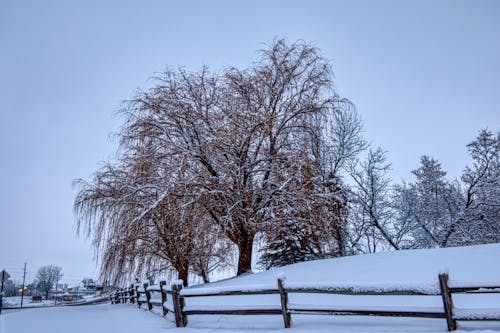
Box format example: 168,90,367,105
0,0,498,285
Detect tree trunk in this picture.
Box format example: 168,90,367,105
178,269,189,287
236,233,254,275
174,259,190,287
200,268,209,284
332,218,346,257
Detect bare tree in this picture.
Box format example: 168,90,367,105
321,107,367,176
317,107,367,255
349,148,400,252
35,265,62,299
443,129,499,245
2,279,18,297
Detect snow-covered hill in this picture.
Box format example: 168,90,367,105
203,242,500,290
3,243,500,333
176,243,500,328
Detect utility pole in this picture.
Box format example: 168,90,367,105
0,273,4,315
54,275,58,306
0,276,3,316
20,262,27,309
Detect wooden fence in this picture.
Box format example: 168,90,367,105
110,273,500,331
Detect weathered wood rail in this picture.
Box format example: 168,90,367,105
110,273,500,331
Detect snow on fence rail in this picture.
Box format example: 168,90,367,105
110,273,500,331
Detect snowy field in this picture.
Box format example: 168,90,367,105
200,242,500,289
2,303,500,333
2,296,55,308
2,294,106,309
2,243,500,332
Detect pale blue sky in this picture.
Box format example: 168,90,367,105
0,0,498,284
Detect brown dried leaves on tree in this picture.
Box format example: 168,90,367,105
74,39,360,285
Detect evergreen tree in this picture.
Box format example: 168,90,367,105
259,151,342,269
259,219,322,269
393,156,463,248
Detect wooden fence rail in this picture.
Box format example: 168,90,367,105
110,273,500,331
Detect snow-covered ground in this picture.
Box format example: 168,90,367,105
2,296,55,308
1,304,168,333
2,243,500,332
200,242,500,289
170,243,500,324
2,294,105,309
2,303,500,333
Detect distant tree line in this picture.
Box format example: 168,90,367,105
73,39,499,287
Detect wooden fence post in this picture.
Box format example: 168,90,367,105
121,288,126,303
129,284,135,304
180,286,188,326
277,276,291,328
439,273,457,331
136,285,141,308
160,280,168,316
144,283,153,311
172,282,188,327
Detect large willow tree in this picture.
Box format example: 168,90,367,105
74,39,363,285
